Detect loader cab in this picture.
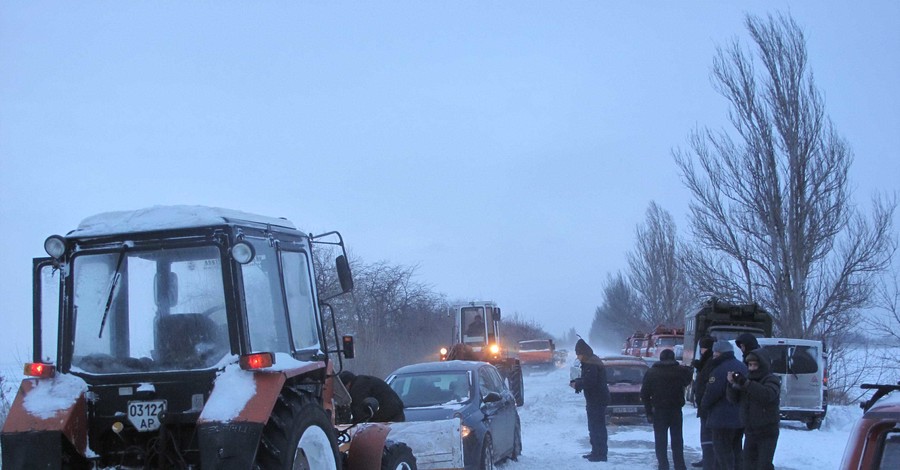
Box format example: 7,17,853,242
458,303,500,351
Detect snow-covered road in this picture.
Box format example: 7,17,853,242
505,364,855,469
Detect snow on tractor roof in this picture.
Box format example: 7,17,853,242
69,205,297,237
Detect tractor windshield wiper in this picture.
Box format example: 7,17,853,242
98,246,128,339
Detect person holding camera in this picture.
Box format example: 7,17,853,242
570,338,610,462
727,351,781,470
700,340,747,470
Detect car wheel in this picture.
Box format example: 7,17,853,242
381,440,417,470
479,434,494,470
510,415,522,461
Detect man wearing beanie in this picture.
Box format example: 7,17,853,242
570,338,610,462
641,348,694,470
726,350,781,469
690,336,717,468
338,370,406,423
700,340,748,470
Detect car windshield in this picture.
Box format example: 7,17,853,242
519,340,551,351
390,371,471,407
71,244,230,374
607,364,647,384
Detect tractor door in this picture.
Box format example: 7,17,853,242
33,258,60,364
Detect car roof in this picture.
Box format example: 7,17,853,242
599,355,649,365
756,337,823,347
389,360,490,376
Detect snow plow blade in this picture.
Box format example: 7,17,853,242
387,418,464,469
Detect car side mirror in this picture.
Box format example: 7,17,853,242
482,391,502,403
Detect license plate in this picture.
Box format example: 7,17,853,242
613,406,638,413
127,400,167,432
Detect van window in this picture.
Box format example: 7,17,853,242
761,345,819,374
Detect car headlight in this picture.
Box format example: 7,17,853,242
461,424,473,439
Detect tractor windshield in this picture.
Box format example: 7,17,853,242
71,244,230,374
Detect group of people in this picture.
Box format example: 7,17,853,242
570,335,781,469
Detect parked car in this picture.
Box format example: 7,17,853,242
570,355,650,421
839,383,900,469
387,360,522,469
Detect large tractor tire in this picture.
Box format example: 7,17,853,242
381,440,417,470
508,362,524,407
255,388,341,470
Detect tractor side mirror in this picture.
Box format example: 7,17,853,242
342,335,355,359
336,255,354,293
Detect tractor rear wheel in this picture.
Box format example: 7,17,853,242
508,363,524,406
380,440,417,470
255,388,341,470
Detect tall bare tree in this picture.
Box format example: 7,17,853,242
627,202,694,328
592,273,643,350
674,12,896,339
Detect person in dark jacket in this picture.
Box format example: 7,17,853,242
727,350,781,470
691,336,717,469
570,338,610,462
735,333,761,359
338,370,406,423
700,340,747,470
641,348,694,470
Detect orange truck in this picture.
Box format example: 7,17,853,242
517,339,556,370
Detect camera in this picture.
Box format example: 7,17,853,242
732,372,742,380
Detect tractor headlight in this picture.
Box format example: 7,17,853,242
460,424,472,439
489,344,500,355
44,235,66,259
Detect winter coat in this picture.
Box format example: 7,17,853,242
641,358,693,415
700,351,747,429
573,354,610,406
694,350,722,418
727,352,781,433
346,374,406,422
691,349,714,404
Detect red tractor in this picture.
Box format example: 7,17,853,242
0,206,417,469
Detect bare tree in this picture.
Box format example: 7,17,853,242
592,273,643,350
673,12,896,339
627,202,694,328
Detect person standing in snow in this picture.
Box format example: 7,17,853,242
735,333,762,359
691,336,717,469
338,370,406,423
641,348,694,470
727,350,781,470
570,338,610,462
700,340,747,470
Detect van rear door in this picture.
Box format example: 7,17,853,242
760,341,823,412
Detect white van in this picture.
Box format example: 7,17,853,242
753,338,828,430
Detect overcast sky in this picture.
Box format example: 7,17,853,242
1,1,898,360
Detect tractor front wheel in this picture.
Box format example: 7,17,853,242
255,389,341,470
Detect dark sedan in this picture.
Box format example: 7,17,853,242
387,360,521,470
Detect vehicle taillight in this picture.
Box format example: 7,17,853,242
24,362,56,378
240,352,275,370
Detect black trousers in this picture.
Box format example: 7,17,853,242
586,404,608,458
652,407,686,470
700,415,714,470
711,427,743,470
743,426,778,470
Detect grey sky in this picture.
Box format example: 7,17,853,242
1,2,898,360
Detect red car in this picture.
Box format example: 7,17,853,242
574,355,650,420
839,383,900,469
